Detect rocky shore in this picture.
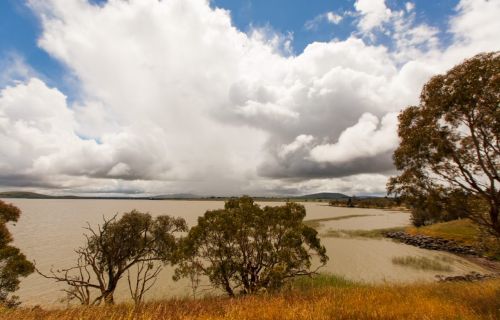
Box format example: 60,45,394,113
384,231,478,255
436,271,497,282
385,231,500,282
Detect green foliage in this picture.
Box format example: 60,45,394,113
329,197,402,209
39,211,187,305
388,51,500,236
391,256,452,272
0,201,34,307
405,189,476,227
304,215,372,229
286,273,356,291
322,227,406,239
175,196,328,296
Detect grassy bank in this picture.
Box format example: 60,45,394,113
1,278,499,320
407,219,500,260
322,227,405,238
406,219,480,245
304,214,372,229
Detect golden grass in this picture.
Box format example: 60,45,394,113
2,280,499,320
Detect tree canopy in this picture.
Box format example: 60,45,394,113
0,200,34,307
388,51,499,235
39,211,187,305
175,196,328,296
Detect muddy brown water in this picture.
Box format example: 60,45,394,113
3,199,489,306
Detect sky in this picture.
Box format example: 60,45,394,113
0,0,498,197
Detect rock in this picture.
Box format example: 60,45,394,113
436,272,497,282
384,231,480,256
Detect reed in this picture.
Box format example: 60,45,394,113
2,279,499,320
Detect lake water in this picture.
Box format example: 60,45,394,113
3,199,489,306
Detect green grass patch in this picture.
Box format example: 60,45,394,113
322,227,406,238
405,219,480,246
405,219,500,260
287,273,358,291
304,214,372,229
392,256,453,272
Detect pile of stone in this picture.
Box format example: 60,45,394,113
436,271,497,282
384,231,478,255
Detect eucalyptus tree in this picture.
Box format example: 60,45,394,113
388,52,499,235
0,200,34,307
175,196,328,296
38,210,187,305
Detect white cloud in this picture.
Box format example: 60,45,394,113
305,11,343,31
326,12,343,24
309,113,399,164
0,53,38,87
405,2,415,12
0,0,498,196
279,135,314,158
354,0,392,33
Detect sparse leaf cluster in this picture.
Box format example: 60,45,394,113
37,211,187,305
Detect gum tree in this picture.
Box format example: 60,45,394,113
388,52,500,236
0,200,34,307
175,196,328,296
38,211,187,305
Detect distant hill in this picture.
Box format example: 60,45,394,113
0,191,53,198
152,193,201,199
296,192,349,200
0,191,353,200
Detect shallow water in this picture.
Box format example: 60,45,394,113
3,199,489,306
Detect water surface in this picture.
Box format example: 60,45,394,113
3,199,488,306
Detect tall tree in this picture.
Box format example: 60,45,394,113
388,52,500,235
38,211,187,305
175,196,328,296
0,200,34,307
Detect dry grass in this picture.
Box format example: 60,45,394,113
1,280,499,320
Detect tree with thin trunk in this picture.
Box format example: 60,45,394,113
38,211,187,305
126,260,162,305
388,51,500,236
175,196,328,296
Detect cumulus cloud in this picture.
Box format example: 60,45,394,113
310,113,398,164
0,0,499,196
354,0,392,34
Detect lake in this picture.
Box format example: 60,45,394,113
3,199,489,306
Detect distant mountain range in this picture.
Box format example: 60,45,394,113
0,191,52,199
152,193,201,199
0,191,358,200
295,192,349,199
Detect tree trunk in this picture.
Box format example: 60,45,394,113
103,291,115,305
103,282,117,305
490,204,500,237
